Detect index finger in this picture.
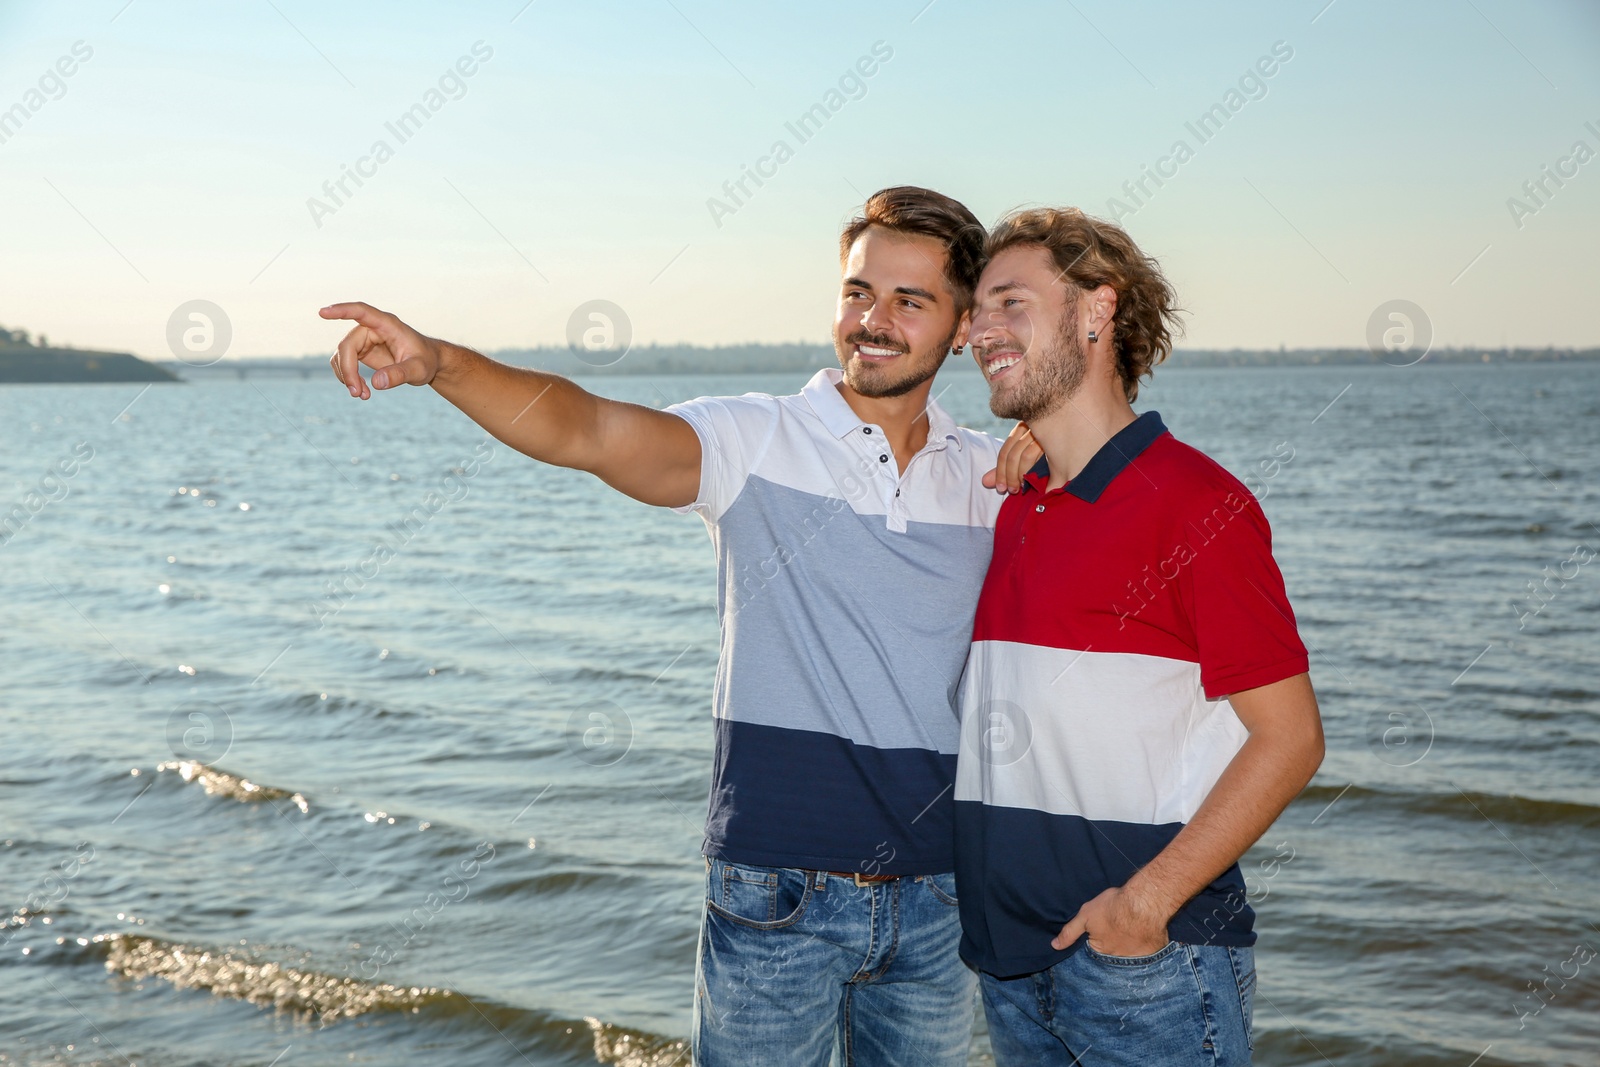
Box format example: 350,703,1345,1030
996,426,1028,493
1011,430,1042,492
320,301,391,330
999,435,1023,493
322,303,394,400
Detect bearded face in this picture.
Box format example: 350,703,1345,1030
832,226,962,401
978,301,1087,422
835,321,957,399
969,245,1095,422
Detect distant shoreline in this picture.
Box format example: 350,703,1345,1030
4,342,1596,384
0,345,178,384
150,344,1600,381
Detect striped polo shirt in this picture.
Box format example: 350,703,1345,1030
954,411,1309,977
668,368,1002,875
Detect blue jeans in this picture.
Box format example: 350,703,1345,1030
693,857,977,1066
981,942,1255,1066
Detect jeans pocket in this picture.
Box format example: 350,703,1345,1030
705,860,813,930
1082,939,1182,967
921,871,960,906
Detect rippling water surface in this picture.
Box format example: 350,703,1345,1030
2,362,1596,1066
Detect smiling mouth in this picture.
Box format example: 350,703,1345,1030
853,343,906,362
982,351,1024,380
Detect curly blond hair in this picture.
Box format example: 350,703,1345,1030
985,207,1182,401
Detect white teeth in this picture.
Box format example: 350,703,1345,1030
986,356,1021,376
858,345,899,357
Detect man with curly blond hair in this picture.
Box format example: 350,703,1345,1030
954,207,1326,1065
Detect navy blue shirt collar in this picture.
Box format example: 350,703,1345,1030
1025,410,1167,503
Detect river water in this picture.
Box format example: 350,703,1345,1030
2,361,1596,1066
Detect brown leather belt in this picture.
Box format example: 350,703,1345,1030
822,870,898,886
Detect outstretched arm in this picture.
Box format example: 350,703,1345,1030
322,302,701,508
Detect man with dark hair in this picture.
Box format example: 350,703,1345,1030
322,187,1039,1065
955,207,1325,1065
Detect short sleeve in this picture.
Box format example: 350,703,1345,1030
1179,491,1310,700
663,394,780,521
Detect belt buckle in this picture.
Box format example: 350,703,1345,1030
853,871,884,887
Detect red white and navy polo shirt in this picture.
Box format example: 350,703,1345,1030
953,410,1309,978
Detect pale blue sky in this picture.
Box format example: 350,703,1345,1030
1,0,1596,358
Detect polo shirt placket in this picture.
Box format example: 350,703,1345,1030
816,386,964,537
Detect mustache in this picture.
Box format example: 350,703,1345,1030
971,340,1025,360
845,329,908,355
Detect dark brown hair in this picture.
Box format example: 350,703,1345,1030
839,186,986,313
985,207,1182,401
